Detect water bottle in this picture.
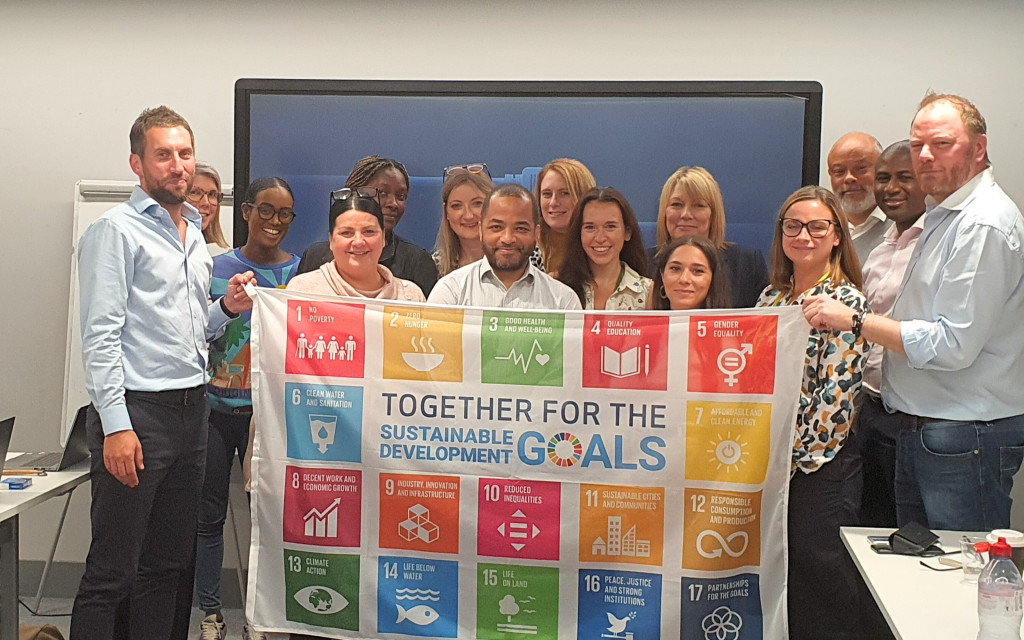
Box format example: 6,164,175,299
978,536,1024,639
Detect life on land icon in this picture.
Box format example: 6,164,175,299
496,594,538,635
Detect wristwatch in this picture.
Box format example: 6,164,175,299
851,310,865,336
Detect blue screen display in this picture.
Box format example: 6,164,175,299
246,90,812,260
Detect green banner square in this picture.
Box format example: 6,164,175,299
477,563,559,640
284,549,360,630
480,312,565,387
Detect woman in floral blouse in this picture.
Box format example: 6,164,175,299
757,185,870,640
558,187,652,310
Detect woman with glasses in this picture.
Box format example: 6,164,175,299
189,161,230,256
198,177,301,640
650,167,768,307
756,186,870,640
288,188,425,302
535,158,597,276
434,165,494,277
296,155,438,295
558,187,652,310
647,236,730,311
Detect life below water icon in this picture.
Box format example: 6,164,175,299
309,415,338,454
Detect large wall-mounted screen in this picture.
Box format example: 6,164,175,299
234,80,822,259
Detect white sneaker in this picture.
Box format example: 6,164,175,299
199,613,226,640
241,622,268,640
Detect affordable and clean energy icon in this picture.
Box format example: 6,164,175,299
602,611,637,640
309,415,338,454
402,336,445,372
495,340,549,374
496,594,538,635
707,432,750,473
701,606,743,640
717,344,753,387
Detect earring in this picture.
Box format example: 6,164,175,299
659,285,667,299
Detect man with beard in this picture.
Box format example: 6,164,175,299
71,106,255,640
855,140,927,528
827,131,892,260
428,183,581,309
803,93,1024,532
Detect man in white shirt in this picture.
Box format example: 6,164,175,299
428,183,581,310
827,131,892,260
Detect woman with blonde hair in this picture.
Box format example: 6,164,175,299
433,167,495,277
649,166,767,307
756,185,869,640
189,161,230,256
535,158,597,276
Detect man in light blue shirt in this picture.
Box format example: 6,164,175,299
70,106,255,640
803,93,1024,531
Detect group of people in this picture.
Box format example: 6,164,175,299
69,90,1024,640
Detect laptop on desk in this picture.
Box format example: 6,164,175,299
6,406,89,471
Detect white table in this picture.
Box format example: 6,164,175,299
841,526,979,640
0,459,90,638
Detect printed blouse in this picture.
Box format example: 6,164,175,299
757,277,870,474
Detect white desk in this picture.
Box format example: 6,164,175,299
841,526,978,640
0,459,90,638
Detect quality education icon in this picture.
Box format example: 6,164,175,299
582,314,669,391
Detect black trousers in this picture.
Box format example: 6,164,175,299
70,387,208,640
787,430,868,640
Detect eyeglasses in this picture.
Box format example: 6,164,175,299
779,218,836,238
331,186,382,207
186,188,222,204
244,203,296,223
443,163,491,181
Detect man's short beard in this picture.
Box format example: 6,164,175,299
485,248,529,273
148,185,188,206
840,190,876,218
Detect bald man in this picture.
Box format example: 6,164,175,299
827,132,893,259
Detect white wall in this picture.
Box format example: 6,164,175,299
2,0,1022,563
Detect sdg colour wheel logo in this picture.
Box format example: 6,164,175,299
547,432,583,467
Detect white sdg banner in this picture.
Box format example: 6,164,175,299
246,287,806,640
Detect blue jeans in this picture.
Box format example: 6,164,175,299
195,408,251,614
896,414,1024,531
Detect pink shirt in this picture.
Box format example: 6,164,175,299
861,215,926,393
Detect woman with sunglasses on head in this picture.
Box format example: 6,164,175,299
535,158,598,277
197,177,301,640
189,161,230,256
756,186,870,640
558,187,651,310
647,236,731,311
288,188,425,302
434,164,495,277
296,155,438,295
650,167,768,307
